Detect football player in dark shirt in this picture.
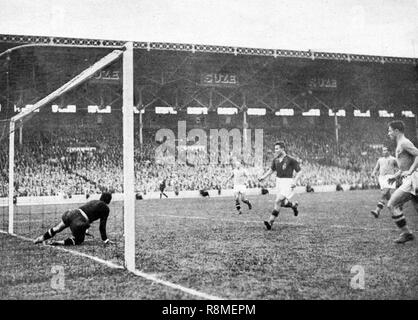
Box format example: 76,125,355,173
259,141,303,230
386,120,418,243
33,192,114,246
159,179,168,199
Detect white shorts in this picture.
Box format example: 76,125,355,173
275,178,294,199
398,171,418,196
378,175,396,190
233,184,247,193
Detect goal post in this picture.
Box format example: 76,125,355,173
5,43,136,270
122,42,135,271
8,120,14,234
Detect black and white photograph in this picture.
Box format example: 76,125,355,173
0,0,417,306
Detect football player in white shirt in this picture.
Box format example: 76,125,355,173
224,159,252,214
370,146,398,218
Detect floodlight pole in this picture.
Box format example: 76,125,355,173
123,42,136,272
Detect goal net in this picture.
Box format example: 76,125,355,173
0,42,136,294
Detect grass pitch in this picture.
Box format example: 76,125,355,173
1,189,417,299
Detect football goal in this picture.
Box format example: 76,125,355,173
1,42,136,271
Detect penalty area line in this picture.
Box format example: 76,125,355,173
0,229,223,300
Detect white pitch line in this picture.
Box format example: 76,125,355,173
0,229,223,300
143,213,417,234
0,229,125,269
130,269,223,300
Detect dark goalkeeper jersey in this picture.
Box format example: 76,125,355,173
79,200,109,241
271,155,301,178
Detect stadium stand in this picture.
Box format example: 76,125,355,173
1,113,413,197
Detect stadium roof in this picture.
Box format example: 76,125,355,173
0,34,417,116
1,33,417,64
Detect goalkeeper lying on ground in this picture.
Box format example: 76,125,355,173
34,192,114,246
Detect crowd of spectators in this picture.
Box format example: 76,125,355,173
0,115,413,198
